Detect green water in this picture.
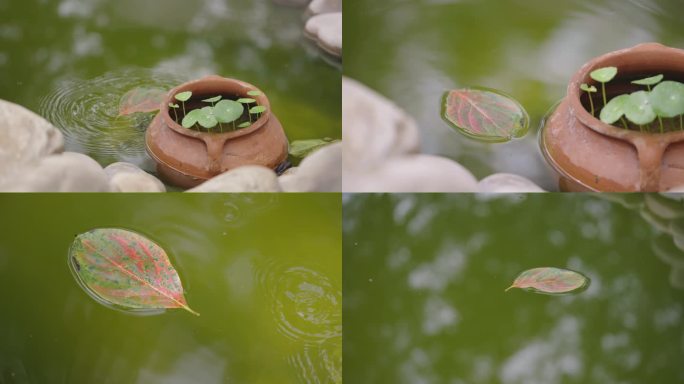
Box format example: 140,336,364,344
343,193,684,383
344,0,684,190
0,194,341,383
0,0,340,171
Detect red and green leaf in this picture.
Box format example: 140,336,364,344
118,87,167,116
442,88,529,142
69,228,199,315
505,267,589,294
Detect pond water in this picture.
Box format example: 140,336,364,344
0,0,340,172
345,0,684,190
0,194,341,383
343,193,684,383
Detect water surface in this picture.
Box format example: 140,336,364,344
0,194,341,383
343,193,684,383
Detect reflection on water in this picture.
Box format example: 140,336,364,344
345,0,684,189
0,194,341,383
39,69,186,170
344,194,684,383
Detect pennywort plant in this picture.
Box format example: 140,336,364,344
170,89,269,133
584,67,684,133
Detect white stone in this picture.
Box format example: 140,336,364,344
104,162,165,192
306,0,341,16
0,99,64,185
342,77,420,173
279,142,341,192
343,154,478,192
478,173,546,193
304,12,342,57
1,152,112,192
187,165,282,192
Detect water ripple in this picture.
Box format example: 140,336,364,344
39,68,187,168
256,261,341,346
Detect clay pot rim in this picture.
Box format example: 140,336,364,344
162,75,271,141
537,100,600,192
567,42,684,145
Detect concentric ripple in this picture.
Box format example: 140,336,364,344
39,68,187,168
288,341,342,384
256,261,342,346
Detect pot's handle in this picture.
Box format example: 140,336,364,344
632,138,667,192
203,137,228,173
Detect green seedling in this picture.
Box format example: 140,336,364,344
600,94,629,129
650,80,684,130
580,83,598,116
182,109,201,131
250,105,267,119
633,74,665,132
202,95,223,130
238,97,256,122
590,66,617,108
214,99,244,131
169,103,180,123
174,91,192,117
197,106,218,131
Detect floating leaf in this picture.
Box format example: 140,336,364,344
182,109,201,128
600,94,629,124
580,83,597,93
237,98,256,104
238,122,251,128
625,90,656,125
250,105,267,114
174,91,192,102
590,67,618,83
247,90,263,97
650,81,684,118
118,87,166,116
442,88,529,142
214,99,244,124
202,95,222,103
197,106,218,128
289,138,337,158
68,228,199,315
505,267,589,295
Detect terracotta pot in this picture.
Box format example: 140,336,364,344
541,43,684,192
146,75,289,188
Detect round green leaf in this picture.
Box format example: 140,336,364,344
600,94,629,124
580,83,597,93
168,103,179,108
625,90,656,125
442,88,530,142
247,90,263,97
632,74,664,86
202,95,222,103
249,105,267,114
181,109,201,128
238,122,251,128
650,81,684,118
237,98,256,104
214,100,244,124
590,67,618,83
197,106,218,128
174,91,192,102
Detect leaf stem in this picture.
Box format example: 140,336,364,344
587,92,595,116
658,116,664,133
601,83,607,108
620,117,628,130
